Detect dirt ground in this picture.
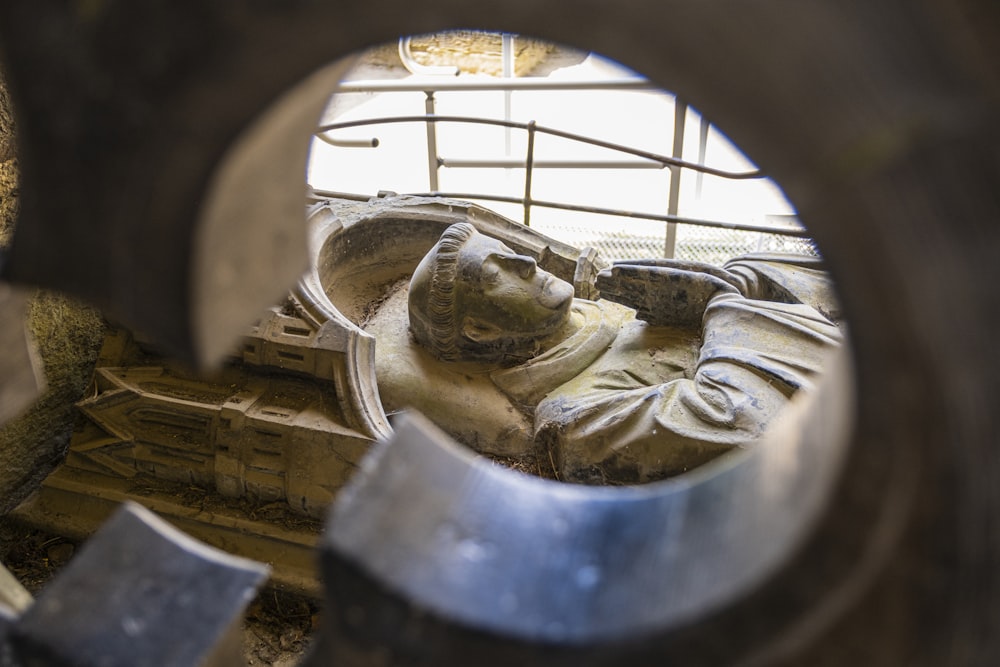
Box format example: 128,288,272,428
0,518,318,665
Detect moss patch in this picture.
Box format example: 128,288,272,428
0,292,105,514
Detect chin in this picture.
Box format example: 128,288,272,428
537,299,573,335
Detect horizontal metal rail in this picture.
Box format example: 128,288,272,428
314,134,379,149
335,77,654,94
308,188,372,203
308,187,809,237
316,115,763,180
438,157,665,169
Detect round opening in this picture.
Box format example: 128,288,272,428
300,31,855,643
5,5,981,663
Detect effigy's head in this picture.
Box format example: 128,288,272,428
408,222,574,363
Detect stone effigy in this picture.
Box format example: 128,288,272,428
374,220,841,484
15,195,841,588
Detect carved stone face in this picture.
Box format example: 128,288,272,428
455,232,574,346
409,223,574,362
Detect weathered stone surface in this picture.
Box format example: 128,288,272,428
382,219,841,484
0,292,105,513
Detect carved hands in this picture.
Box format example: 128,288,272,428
596,259,745,327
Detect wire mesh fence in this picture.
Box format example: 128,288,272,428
675,226,818,265
526,219,817,265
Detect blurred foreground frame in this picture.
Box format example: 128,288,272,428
3,502,268,667
0,2,999,666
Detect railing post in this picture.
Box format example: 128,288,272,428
523,121,536,226
696,113,710,200
425,91,440,192
502,32,515,158
665,98,687,258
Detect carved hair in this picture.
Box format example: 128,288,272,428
410,222,477,360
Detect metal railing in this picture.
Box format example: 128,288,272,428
313,115,803,240
312,42,807,257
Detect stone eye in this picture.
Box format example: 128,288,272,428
495,254,535,279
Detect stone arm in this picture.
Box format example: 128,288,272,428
595,259,747,327
596,254,840,326
537,260,842,485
